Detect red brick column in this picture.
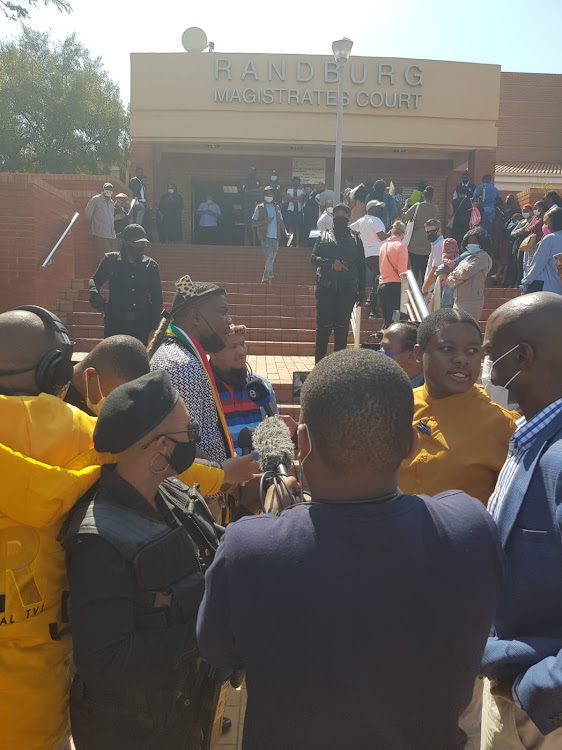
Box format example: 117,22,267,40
130,141,155,207
469,149,497,185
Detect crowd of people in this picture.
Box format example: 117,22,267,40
85,169,186,249
1,284,562,750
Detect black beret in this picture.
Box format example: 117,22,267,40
93,370,179,453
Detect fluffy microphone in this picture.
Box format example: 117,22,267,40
246,377,275,417
237,426,255,456
252,417,295,477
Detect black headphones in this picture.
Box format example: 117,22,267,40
14,306,74,394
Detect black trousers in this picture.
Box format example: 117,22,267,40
378,282,401,328
365,256,380,316
315,284,357,363
104,318,150,346
408,253,429,288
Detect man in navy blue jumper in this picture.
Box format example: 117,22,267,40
197,348,504,750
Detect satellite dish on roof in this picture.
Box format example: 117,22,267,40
182,27,208,53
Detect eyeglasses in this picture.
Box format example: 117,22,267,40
141,421,200,449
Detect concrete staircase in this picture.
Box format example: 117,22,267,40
58,243,520,414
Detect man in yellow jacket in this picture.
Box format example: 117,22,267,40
0,308,256,750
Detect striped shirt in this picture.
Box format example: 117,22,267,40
488,397,562,521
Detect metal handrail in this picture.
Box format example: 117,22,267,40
41,212,79,268
400,270,429,321
350,303,362,348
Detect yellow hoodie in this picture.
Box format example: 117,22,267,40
0,394,224,750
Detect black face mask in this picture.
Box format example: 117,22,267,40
167,438,196,474
197,310,227,354
333,216,349,232
199,332,226,354
426,229,439,243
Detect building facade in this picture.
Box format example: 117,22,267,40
130,52,561,242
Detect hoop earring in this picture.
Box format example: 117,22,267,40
149,454,170,475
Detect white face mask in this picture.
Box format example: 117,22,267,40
168,188,174,194
85,373,106,416
264,196,274,203
490,343,521,391
271,175,277,182
326,207,333,215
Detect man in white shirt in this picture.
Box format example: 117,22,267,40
197,195,221,244
315,182,335,213
421,220,445,299
350,200,388,320
317,201,334,232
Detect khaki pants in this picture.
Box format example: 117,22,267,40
460,678,484,750
93,235,114,263
482,677,562,749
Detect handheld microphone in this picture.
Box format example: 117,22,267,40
246,377,275,418
252,417,295,478
237,427,255,456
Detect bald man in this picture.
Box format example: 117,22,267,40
481,292,562,748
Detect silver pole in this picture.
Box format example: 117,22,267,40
334,62,344,204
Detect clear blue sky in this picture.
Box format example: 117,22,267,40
5,0,562,104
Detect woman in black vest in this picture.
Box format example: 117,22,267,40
311,203,366,363
64,370,227,750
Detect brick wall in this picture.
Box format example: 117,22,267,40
516,188,544,210
0,173,127,314
0,174,77,312
498,73,562,163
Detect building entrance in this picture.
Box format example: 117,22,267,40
191,179,245,245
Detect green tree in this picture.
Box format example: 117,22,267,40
0,27,129,174
1,0,70,23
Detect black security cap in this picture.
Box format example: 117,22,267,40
93,370,179,453
122,223,149,244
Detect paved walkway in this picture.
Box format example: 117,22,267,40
247,354,314,386
218,685,247,749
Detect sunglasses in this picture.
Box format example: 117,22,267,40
141,421,200,449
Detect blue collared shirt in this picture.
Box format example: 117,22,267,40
488,397,562,521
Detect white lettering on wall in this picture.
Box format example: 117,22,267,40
296,60,314,82
268,60,286,82
241,60,259,81
324,61,339,83
378,64,394,85
404,64,423,86
350,63,367,85
213,87,422,109
210,58,425,109
214,58,231,80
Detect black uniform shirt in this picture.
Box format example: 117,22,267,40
66,467,217,698
311,228,367,293
89,251,163,328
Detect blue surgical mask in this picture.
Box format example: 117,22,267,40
168,188,174,194
271,175,278,182
465,244,481,254
522,212,530,219
533,209,541,217
379,350,394,359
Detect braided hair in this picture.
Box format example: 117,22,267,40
147,275,226,358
